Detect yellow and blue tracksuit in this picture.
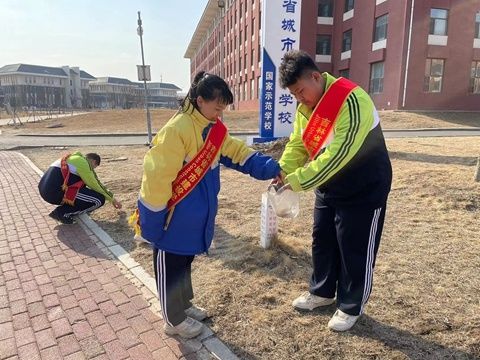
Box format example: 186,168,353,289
137,105,280,255
280,73,392,316
139,104,280,326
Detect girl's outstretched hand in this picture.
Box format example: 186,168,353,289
270,170,286,189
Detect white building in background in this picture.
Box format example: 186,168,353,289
89,78,182,109
0,63,95,108
89,77,139,109
0,63,182,110
145,82,182,108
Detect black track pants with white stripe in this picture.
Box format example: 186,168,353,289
309,195,387,316
55,187,105,218
153,249,195,327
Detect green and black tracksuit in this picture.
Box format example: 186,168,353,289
280,73,392,316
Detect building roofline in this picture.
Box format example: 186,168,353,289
146,82,182,90
0,71,68,79
184,0,222,59
0,63,70,77
0,63,97,80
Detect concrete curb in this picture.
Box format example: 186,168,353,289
16,131,260,137
383,127,480,132
17,151,240,360
10,127,480,138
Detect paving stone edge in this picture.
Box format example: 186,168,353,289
16,151,239,360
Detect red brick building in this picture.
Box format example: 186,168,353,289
185,0,480,111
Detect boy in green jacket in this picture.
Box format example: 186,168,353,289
38,152,121,224
275,51,392,331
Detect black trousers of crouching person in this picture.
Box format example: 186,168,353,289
309,194,387,316
153,248,195,326
38,166,105,218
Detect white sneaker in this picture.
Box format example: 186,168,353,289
292,292,335,311
328,309,360,332
185,305,208,321
163,317,203,339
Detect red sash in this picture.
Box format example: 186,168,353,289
60,154,84,206
302,77,358,160
167,119,227,209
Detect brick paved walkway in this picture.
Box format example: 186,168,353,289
0,152,219,360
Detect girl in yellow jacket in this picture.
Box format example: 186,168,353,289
135,72,281,338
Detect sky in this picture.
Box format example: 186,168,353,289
0,0,209,92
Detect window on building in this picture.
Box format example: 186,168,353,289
339,69,350,79
424,58,444,92
251,50,255,69
318,0,333,17
470,61,480,94
252,18,255,37
251,78,255,99
429,8,448,36
344,0,354,13
245,54,248,70
374,14,388,42
244,82,247,101
475,12,480,39
239,30,242,45
369,62,384,94
316,35,331,55
342,29,352,52
258,43,261,62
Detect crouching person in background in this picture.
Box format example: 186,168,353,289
39,151,122,224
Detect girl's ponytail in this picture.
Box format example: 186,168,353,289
180,71,233,113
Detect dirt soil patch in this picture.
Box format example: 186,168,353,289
2,109,479,135
21,137,480,360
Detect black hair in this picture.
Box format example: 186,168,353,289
85,153,101,166
279,50,320,89
180,71,234,112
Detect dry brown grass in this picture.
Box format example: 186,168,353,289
21,136,480,360
2,109,479,135
1,109,259,135
379,111,480,129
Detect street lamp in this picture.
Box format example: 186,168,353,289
137,11,153,146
